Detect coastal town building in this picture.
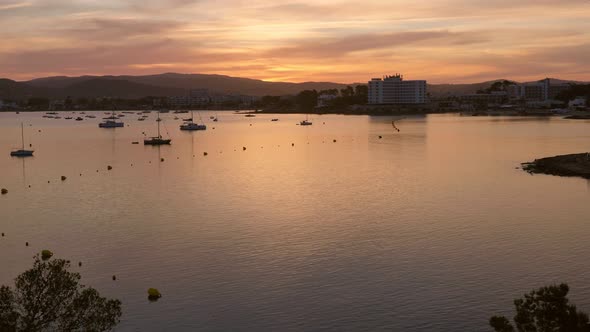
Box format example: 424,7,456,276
168,89,211,107
458,91,508,106
569,97,587,109
368,74,427,104
0,100,16,109
507,78,570,101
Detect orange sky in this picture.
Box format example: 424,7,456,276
1,0,589,83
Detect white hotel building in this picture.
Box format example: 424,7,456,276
368,74,427,104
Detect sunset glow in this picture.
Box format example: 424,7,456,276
1,0,589,83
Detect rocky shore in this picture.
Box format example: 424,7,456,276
522,153,590,179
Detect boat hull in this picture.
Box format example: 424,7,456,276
144,139,171,145
99,122,124,128
10,150,34,157
180,124,207,131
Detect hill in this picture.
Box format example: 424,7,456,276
60,78,185,99
1,74,587,100
22,73,350,98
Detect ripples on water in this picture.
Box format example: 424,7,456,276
1,112,590,331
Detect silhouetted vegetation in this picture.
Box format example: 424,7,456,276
256,85,368,113
556,84,590,102
476,80,516,94
0,255,121,331
26,97,50,110
295,89,318,110
490,283,590,332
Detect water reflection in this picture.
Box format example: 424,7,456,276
1,112,590,331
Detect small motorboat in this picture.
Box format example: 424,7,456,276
271,118,279,121
75,117,83,121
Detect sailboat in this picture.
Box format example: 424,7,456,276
299,113,312,126
144,112,171,145
180,111,206,131
99,107,124,128
10,123,34,157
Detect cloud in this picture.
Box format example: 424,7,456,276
0,0,589,82
57,18,186,41
0,1,31,10
264,31,489,58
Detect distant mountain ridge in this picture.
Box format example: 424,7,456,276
1,73,587,100
19,73,351,98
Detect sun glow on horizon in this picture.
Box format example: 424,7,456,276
1,0,590,83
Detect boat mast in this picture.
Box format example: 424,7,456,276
157,111,161,138
21,122,25,150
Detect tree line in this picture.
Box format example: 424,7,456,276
253,85,368,112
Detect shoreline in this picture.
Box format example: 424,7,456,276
522,153,590,179
3,108,590,119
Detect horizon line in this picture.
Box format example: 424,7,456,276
2,72,588,86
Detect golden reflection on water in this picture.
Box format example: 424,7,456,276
1,112,590,331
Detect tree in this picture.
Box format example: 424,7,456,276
556,84,590,102
353,85,368,104
0,255,122,331
295,89,318,111
490,283,590,332
340,86,354,98
26,97,49,109
319,89,338,96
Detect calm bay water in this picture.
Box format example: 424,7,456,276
1,111,590,331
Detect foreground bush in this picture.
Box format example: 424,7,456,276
0,255,121,331
490,283,590,332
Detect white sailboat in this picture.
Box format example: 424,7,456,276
180,111,207,131
99,107,124,128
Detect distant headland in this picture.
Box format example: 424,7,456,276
522,153,590,179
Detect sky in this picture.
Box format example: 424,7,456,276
1,0,589,83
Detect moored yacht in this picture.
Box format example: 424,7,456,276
99,108,124,128
99,120,124,128
180,111,206,131
144,112,171,145
10,123,34,157
299,113,312,126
